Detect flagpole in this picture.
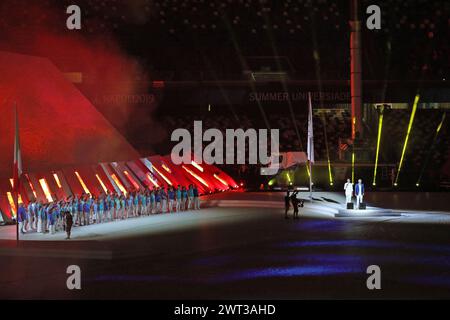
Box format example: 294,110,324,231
309,160,312,202
307,92,314,203
15,183,19,246
14,103,19,245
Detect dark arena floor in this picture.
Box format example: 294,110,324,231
1,192,450,299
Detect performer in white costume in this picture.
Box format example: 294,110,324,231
344,178,353,205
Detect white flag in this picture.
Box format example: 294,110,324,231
307,92,314,163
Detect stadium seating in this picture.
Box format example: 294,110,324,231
156,107,449,189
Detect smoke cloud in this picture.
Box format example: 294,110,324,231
0,0,167,153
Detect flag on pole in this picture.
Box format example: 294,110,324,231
13,104,22,199
13,103,22,243
307,92,314,163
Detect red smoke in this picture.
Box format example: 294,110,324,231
0,0,166,144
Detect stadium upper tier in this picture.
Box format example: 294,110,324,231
1,0,447,81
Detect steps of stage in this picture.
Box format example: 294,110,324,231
335,208,401,217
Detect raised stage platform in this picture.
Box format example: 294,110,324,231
335,207,401,217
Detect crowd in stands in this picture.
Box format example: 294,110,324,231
160,109,351,161
157,106,449,188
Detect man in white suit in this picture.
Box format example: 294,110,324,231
344,178,353,205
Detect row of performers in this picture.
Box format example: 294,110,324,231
16,184,201,235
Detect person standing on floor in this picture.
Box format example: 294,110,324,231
72,197,78,226
193,185,200,210
344,178,354,205
156,188,162,213
127,194,133,218
181,186,187,211
133,191,139,216
140,192,147,216
284,189,291,219
114,194,121,220
146,191,151,215
93,199,99,223
150,189,155,214
290,191,302,220
187,185,194,210
83,198,91,225
120,195,125,219
168,186,175,213
37,201,44,233
355,179,365,209
78,196,84,226
47,205,55,234
65,210,73,240
17,203,27,234
161,187,168,213
27,201,35,231
175,185,182,212
99,197,105,223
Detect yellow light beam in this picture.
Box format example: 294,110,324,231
152,165,173,185
327,158,334,186
74,171,90,194
9,178,25,200
124,170,140,190
395,94,420,185
53,173,62,188
146,173,159,187
416,112,446,185
213,173,228,187
352,151,355,184
95,174,108,193
25,174,37,198
111,173,128,195
6,192,17,217
436,113,446,134
182,165,209,187
352,117,356,140
191,160,204,172
7,190,24,216
372,112,384,185
161,163,172,173
286,171,292,183
39,178,54,202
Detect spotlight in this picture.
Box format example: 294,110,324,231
351,151,355,184
416,183,420,187
372,110,384,185
416,112,446,187
395,94,420,185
